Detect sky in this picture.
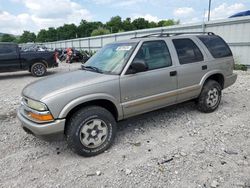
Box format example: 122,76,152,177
0,0,249,35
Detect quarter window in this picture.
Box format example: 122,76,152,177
198,35,232,58
133,40,172,70
173,38,204,64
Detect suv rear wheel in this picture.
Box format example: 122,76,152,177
31,62,47,77
66,106,117,157
197,80,222,113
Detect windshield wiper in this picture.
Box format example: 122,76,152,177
81,65,103,73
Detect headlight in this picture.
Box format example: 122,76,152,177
21,97,54,122
24,98,48,111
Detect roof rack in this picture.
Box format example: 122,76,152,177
132,32,215,39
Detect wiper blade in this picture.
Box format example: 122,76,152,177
81,65,103,73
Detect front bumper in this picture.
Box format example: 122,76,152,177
17,108,65,136
224,73,237,89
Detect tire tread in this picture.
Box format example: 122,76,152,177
197,80,222,113
66,105,116,157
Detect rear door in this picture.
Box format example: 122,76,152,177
170,37,209,102
0,44,20,72
120,40,178,118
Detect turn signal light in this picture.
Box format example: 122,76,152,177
29,112,54,121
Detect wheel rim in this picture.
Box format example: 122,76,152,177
206,88,219,107
80,119,108,148
33,64,45,76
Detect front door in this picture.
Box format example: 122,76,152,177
120,40,178,118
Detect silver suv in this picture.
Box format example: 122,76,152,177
17,32,237,156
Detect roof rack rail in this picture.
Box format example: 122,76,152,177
132,32,215,39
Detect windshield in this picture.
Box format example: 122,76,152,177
84,42,137,74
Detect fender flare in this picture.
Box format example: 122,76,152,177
29,59,48,68
199,70,225,88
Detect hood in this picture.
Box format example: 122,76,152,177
22,70,117,101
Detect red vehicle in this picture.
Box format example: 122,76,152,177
66,48,73,64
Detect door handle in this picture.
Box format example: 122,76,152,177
170,71,177,77
202,65,207,70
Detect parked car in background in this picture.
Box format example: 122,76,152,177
17,32,237,156
0,43,58,77
229,10,250,18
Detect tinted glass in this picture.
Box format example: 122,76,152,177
0,44,16,54
134,40,172,70
173,38,204,64
198,35,232,58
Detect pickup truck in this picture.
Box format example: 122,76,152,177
0,43,58,77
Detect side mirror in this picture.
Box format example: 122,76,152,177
129,59,148,73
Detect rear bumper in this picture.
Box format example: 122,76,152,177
17,109,65,136
224,73,237,89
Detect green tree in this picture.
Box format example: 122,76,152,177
77,20,103,38
91,27,110,36
132,18,150,30
57,24,77,40
122,18,135,31
47,27,58,42
33,16,180,42
1,34,16,42
149,21,158,28
158,19,179,27
106,16,123,33
19,31,36,43
36,29,47,42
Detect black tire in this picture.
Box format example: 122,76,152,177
66,106,117,157
197,80,222,113
31,62,47,77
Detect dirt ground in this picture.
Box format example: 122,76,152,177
0,63,249,188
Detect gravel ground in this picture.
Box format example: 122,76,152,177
0,63,249,188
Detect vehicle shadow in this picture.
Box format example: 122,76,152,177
0,71,57,80
117,101,195,132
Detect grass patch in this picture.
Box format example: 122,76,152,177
234,64,248,71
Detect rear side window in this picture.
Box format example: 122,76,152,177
173,38,204,64
0,45,16,54
198,35,232,58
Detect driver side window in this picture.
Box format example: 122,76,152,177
133,40,172,70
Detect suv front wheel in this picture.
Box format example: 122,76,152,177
197,80,222,113
66,106,117,157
